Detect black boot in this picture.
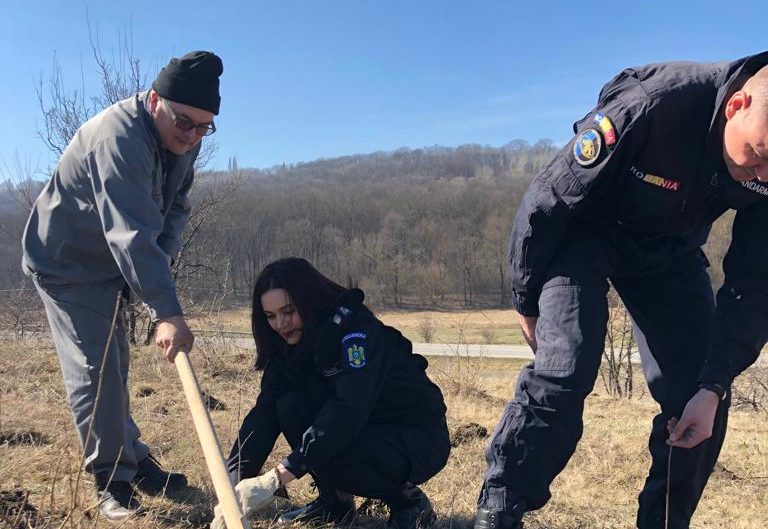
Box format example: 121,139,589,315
474,508,523,529
94,474,143,521
132,454,188,495
278,490,356,525
385,483,437,529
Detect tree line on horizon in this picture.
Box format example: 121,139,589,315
181,140,556,308
0,139,735,315
0,32,735,317
0,140,558,309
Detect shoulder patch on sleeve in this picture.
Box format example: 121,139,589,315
593,113,617,146
573,128,602,166
342,332,367,369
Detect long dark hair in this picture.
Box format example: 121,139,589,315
251,257,346,369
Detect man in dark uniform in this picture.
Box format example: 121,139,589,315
474,51,768,529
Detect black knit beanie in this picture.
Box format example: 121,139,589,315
152,50,223,115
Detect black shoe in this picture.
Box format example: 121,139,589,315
95,479,143,521
385,483,437,529
132,454,188,495
474,508,523,529
278,492,356,525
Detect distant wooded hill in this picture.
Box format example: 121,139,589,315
0,139,733,311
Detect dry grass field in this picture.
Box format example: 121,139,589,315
2,312,768,529
189,308,527,346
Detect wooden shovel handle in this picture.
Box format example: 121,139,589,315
175,350,247,529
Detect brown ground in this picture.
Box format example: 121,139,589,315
1,316,767,529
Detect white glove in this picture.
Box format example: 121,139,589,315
210,469,281,529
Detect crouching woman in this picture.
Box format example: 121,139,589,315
221,257,450,529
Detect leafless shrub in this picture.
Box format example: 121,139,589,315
732,366,768,412
0,153,43,217
599,287,635,398
418,316,434,343
0,285,44,339
480,326,496,345
429,315,500,404
36,19,146,157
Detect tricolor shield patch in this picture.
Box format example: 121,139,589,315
593,112,617,146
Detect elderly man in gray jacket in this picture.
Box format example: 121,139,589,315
22,50,223,520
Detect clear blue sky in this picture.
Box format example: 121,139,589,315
1,1,767,173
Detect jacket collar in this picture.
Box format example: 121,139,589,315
709,51,768,137
137,90,169,164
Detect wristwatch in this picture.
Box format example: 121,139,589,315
698,382,727,401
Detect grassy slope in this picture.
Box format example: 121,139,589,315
1,327,767,528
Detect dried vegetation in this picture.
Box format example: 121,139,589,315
1,317,768,529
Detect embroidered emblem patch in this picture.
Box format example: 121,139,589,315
593,112,617,146
347,344,366,368
573,128,602,166
342,332,367,369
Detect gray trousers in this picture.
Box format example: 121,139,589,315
33,275,149,481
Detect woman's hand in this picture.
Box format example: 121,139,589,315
276,464,296,486
211,469,281,529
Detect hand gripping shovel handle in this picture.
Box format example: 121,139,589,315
175,350,248,529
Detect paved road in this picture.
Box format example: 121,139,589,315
411,343,534,359
202,335,537,359
211,336,764,366
410,344,768,366
412,343,768,366
195,335,768,365
15,330,768,366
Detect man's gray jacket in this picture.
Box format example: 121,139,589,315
22,91,199,320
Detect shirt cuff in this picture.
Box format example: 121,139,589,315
697,359,732,389
512,290,539,317
282,451,308,479
145,297,184,321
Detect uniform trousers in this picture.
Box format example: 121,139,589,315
229,373,449,502
479,226,729,529
276,390,449,501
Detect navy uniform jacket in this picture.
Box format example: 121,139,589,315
509,51,768,388
233,308,448,480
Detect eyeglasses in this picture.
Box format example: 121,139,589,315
162,99,217,137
